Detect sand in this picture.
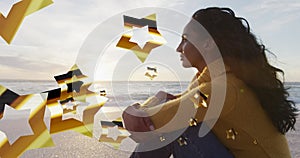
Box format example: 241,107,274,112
21,118,300,158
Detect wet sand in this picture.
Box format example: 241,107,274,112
21,131,132,158
22,118,300,158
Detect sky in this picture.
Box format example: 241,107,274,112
0,0,299,82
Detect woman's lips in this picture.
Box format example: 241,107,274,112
180,55,185,61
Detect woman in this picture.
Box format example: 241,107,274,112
122,7,298,158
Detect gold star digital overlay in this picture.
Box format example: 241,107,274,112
116,14,166,63
145,66,158,80
0,65,108,157
0,91,54,158
0,0,53,44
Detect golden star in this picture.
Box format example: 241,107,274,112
0,93,54,158
177,136,188,146
226,128,238,140
0,0,53,44
116,14,166,63
189,117,198,127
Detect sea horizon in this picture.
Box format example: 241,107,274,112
0,79,300,82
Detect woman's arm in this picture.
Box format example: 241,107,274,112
139,91,178,109
144,80,238,133
143,87,203,132
122,80,237,144
138,73,200,109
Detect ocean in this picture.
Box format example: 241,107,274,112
285,82,300,106
0,80,299,107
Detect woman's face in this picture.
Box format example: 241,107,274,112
176,22,207,71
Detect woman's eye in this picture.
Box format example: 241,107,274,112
182,35,188,41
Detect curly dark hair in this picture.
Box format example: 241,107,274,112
192,7,298,134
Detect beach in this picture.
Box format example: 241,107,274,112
21,117,300,158
21,131,132,158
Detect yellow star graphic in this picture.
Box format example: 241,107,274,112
226,128,238,140
116,14,166,63
0,0,53,44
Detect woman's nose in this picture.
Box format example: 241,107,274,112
176,42,183,53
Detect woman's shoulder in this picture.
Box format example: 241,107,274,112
197,72,242,94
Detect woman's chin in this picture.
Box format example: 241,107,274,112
182,62,192,68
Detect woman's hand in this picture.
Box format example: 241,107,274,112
122,103,155,142
155,91,177,101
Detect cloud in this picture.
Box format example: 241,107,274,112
0,56,65,70
0,52,68,80
0,0,299,81
240,0,300,31
260,14,299,32
249,0,300,13
243,0,300,13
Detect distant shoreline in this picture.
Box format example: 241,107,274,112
0,80,192,83
1,79,299,83
0,79,55,82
